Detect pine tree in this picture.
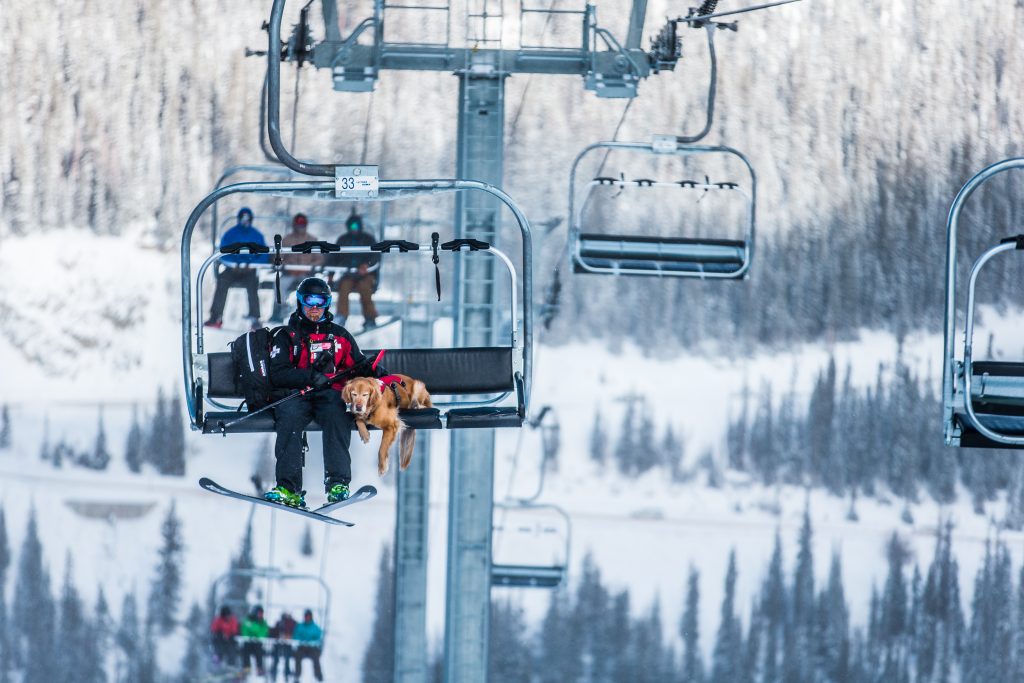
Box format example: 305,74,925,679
146,387,169,472
662,423,686,482
224,512,254,606
148,501,184,634
614,399,638,475
0,404,10,449
84,407,111,470
680,566,705,683
489,598,532,683
15,509,56,683
117,592,142,682
0,508,10,683
124,406,144,473
880,533,910,646
300,523,314,557
56,554,102,683
817,552,851,682
164,395,186,475
710,550,741,683
94,587,112,665
362,545,395,683
588,407,607,467
178,603,210,682
38,414,50,463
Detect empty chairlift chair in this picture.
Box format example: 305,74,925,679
569,137,756,278
943,158,1024,448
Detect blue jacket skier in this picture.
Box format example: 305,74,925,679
205,207,268,329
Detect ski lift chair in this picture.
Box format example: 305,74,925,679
181,177,534,435
943,158,1024,448
491,502,571,589
212,567,330,648
569,137,756,278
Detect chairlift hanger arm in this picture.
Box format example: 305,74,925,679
676,0,804,24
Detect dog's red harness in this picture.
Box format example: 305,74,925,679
377,375,404,392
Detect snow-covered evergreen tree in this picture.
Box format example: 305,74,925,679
148,501,184,635
680,566,705,683
124,406,144,473
0,405,10,450
362,545,394,683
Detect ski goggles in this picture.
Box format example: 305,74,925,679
298,293,331,308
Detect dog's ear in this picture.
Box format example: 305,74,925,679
341,383,353,403
366,385,381,410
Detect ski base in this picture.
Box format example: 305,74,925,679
198,478,376,526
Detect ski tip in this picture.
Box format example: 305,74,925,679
356,484,378,496
198,477,215,487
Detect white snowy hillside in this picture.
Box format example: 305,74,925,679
2,231,1024,681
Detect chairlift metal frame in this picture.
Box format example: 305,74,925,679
181,177,534,433
211,566,331,645
943,157,1024,447
491,501,571,589
568,137,756,278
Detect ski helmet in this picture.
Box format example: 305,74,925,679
292,212,308,228
296,277,332,316
346,213,363,231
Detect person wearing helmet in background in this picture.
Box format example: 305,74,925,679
270,213,324,324
264,277,386,509
209,605,240,666
205,207,268,330
239,605,269,676
331,211,380,329
292,609,325,682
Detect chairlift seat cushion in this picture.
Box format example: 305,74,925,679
491,564,566,588
446,407,524,429
578,233,746,263
202,408,443,434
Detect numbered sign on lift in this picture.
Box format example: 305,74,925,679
569,136,756,278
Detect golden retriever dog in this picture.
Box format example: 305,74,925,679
341,374,432,475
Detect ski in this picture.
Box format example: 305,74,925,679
314,484,377,514
199,477,369,526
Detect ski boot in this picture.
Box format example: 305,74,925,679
326,482,350,503
264,485,306,509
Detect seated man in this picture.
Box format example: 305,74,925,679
292,609,325,682
271,213,324,323
239,605,269,676
264,277,387,509
331,212,380,328
269,611,297,679
205,207,268,329
209,605,239,666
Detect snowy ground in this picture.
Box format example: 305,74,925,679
1,233,1021,676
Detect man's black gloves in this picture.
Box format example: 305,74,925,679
312,373,333,389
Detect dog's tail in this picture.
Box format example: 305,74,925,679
399,423,416,471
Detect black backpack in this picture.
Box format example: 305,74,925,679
229,327,282,411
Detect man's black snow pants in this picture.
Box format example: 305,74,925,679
274,390,354,493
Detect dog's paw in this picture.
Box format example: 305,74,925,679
360,434,370,444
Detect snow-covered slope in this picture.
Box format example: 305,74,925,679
1,233,1020,673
